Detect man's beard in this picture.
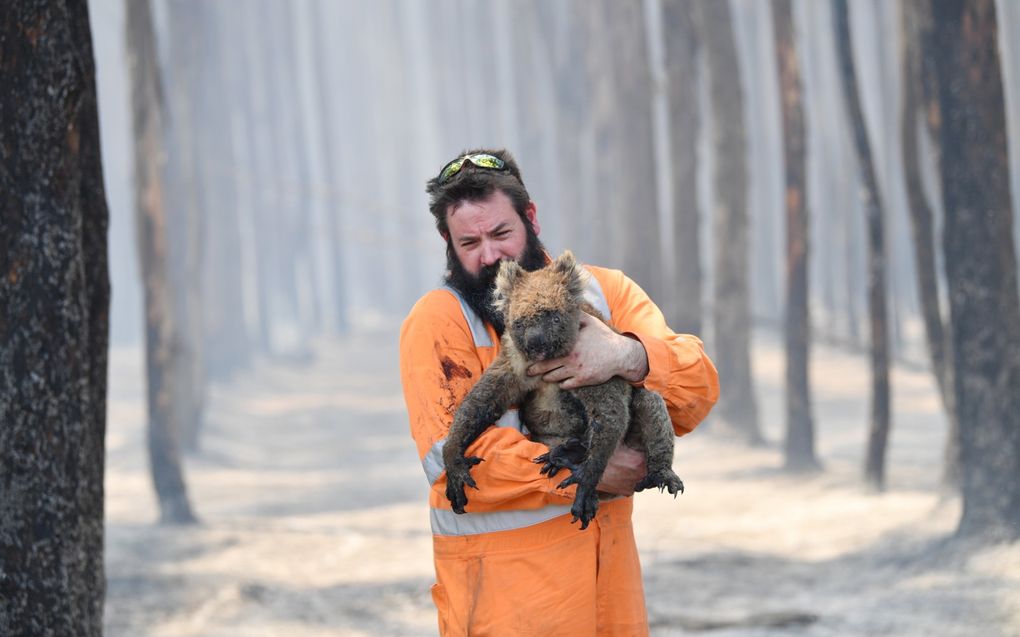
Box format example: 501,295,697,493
444,224,547,336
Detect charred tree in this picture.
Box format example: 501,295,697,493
164,0,209,451
900,0,959,488
932,0,1020,541
0,2,109,632
127,0,197,525
603,0,663,300
696,0,762,444
833,0,892,490
309,0,351,334
772,0,821,472
662,0,703,334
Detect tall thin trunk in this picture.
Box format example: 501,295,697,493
932,0,1020,541
127,0,197,525
662,0,703,334
833,0,892,490
309,0,350,334
900,0,959,488
772,0,821,472
604,0,663,300
697,0,761,444
0,2,109,631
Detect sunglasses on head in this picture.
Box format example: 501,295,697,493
436,153,507,184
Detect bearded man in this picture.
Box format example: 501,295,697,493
399,148,718,636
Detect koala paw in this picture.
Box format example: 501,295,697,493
634,469,684,497
534,437,586,477
570,483,600,530
444,456,483,514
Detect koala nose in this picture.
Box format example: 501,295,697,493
524,326,546,355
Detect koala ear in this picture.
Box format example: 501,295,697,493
553,250,577,275
554,250,589,302
493,259,524,316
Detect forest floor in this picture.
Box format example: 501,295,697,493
103,327,1020,637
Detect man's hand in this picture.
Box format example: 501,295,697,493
526,314,649,389
595,444,647,496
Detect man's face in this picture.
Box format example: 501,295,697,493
442,189,546,333
445,189,537,277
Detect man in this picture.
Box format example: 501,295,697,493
399,149,719,636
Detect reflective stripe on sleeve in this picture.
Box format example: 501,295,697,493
421,410,523,485
431,504,573,536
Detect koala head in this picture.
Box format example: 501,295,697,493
492,250,589,362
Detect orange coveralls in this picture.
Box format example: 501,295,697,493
400,264,719,636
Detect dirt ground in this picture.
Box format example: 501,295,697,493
103,328,1020,636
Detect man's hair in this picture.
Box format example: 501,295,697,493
426,148,532,236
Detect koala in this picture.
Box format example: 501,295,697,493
442,250,684,529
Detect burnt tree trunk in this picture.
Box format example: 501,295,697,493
603,0,663,300
0,2,109,633
309,0,350,334
833,0,892,490
696,0,762,444
772,0,821,472
127,0,197,525
900,0,960,489
662,0,703,334
932,0,1020,541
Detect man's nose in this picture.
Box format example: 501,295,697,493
479,241,502,267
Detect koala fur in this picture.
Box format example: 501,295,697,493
442,250,683,529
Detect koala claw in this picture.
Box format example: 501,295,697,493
535,438,585,477
445,456,484,514
634,469,684,497
570,484,599,530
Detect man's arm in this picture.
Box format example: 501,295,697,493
400,290,577,513
525,266,720,494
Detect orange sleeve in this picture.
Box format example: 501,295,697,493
399,290,575,513
590,267,720,436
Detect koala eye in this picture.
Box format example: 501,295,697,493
552,315,561,324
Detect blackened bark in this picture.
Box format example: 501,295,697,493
900,0,960,489
0,2,109,633
603,0,663,301
932,0,1020,541
127,0,197,525
309,0,350,334
696,0,762,444
833,0,892,490
662,0,703,334
772,0,821,472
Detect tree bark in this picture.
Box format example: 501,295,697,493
603,0,663,301
662,0,703,334
127,0,197,525
0,2,109,632
772,0,821,472
696,0,761,444
932,0,1020,541
833,0,892,490
900,0,960,489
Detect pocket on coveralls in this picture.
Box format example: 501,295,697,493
431,583,449,635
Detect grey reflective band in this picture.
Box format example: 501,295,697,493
422,410,523,485
431,504,574,536
442,285,492,347
583,273,612,322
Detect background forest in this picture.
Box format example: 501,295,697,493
2,0,1019,635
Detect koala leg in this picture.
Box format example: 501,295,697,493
443,368,522,514
558,385,629,529
630,389,684,496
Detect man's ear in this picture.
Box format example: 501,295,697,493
440,229,449,242
525,201,540,236
493,260,524,316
